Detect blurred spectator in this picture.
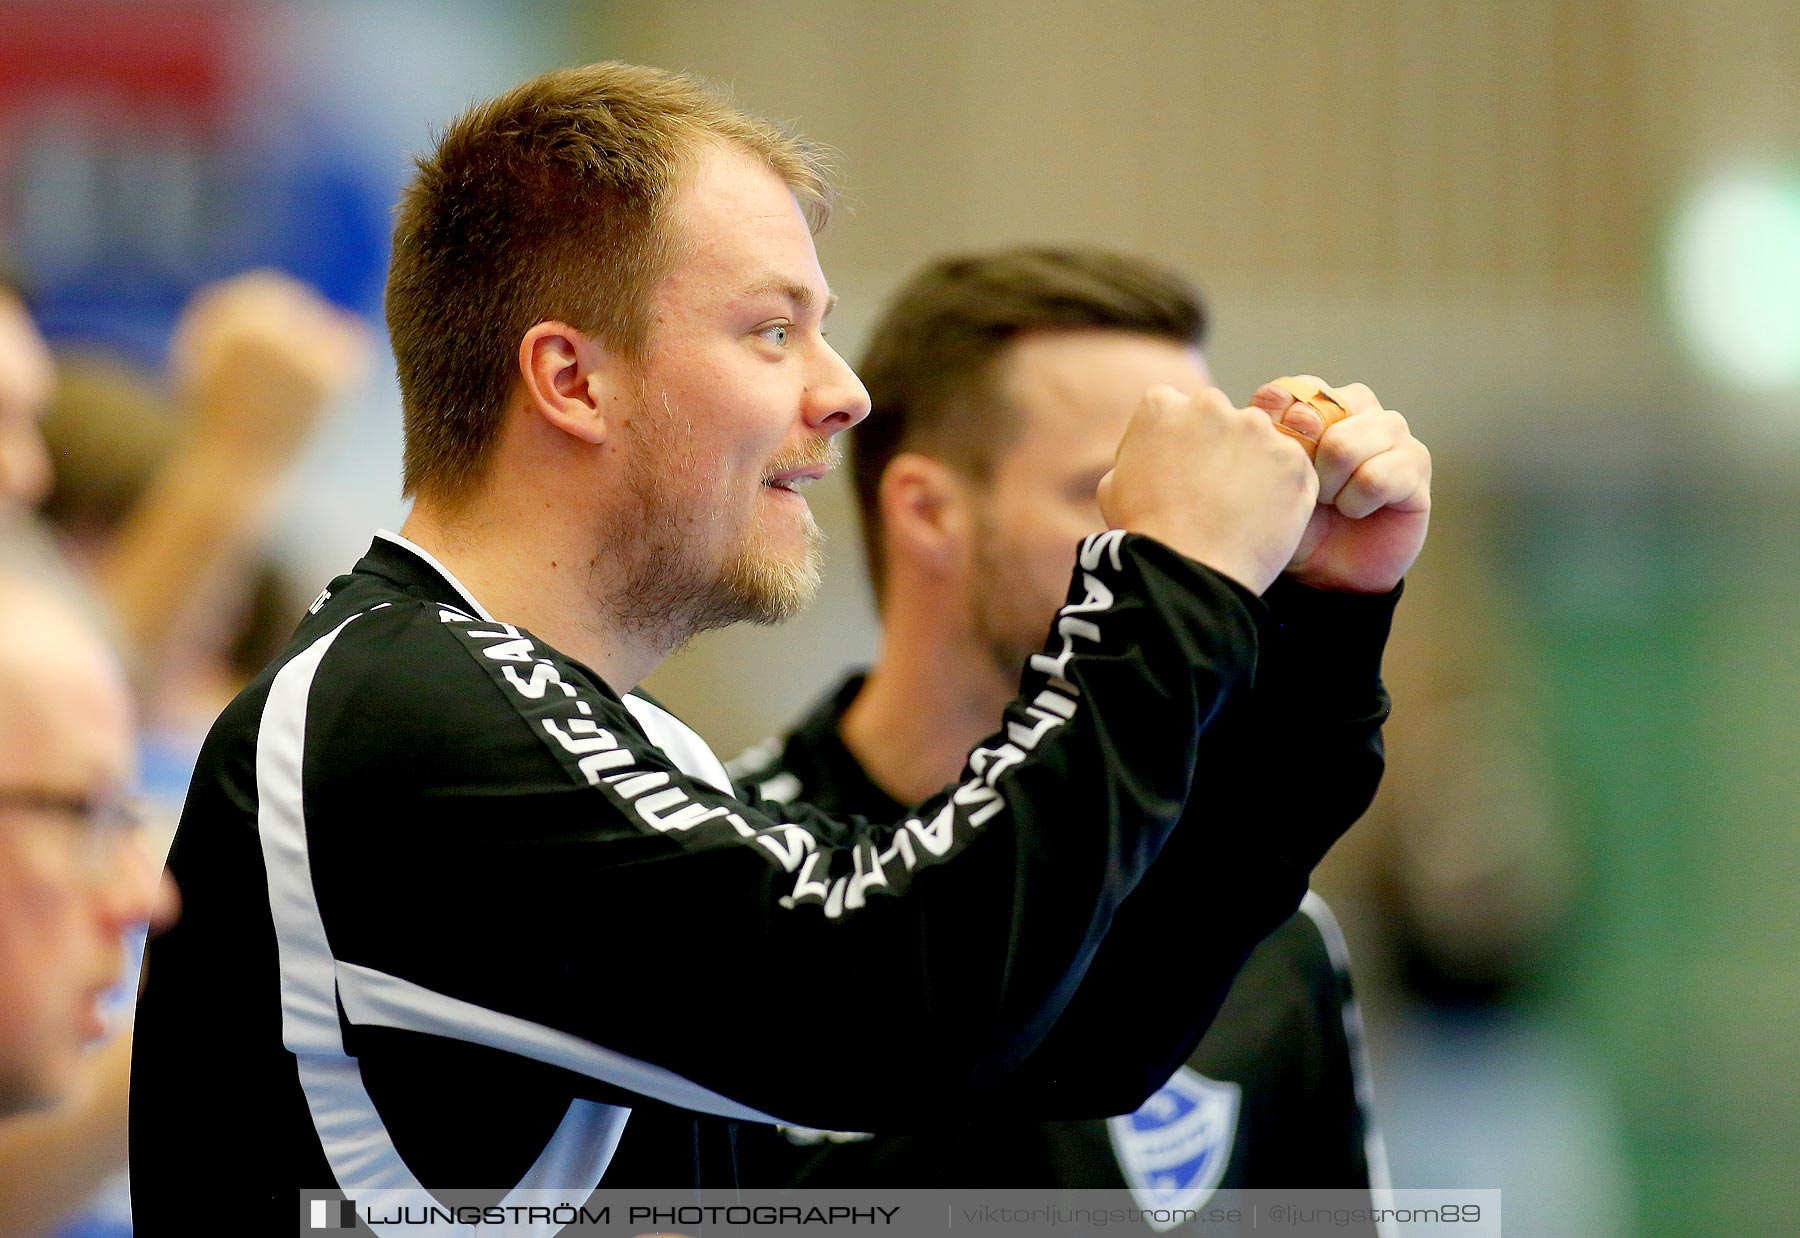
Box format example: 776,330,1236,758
0,279,55,514
49,271,367,690
42,353,311,748
0,270,364,1237
0,555,175,1117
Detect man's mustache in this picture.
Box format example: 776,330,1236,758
762,439,842,480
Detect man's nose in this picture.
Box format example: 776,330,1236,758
804,341,872,435
99,831,179,934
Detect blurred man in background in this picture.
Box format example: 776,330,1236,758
132,61,1428,1225
607,249,1391,1219
0,270,363,1237
0,563,173,1118
0,562,174,1238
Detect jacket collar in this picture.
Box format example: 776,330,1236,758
352,530,495,620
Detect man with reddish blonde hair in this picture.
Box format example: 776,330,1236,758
133,61,1429,1225
387,61,835,508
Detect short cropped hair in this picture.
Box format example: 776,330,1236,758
388,62,834,503
852,245,1207,600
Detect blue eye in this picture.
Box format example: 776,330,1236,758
760,323,790,347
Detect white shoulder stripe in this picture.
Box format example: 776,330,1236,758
724,736,783,780
256,608,622,1229
757,771,803,804
258,610,365,1058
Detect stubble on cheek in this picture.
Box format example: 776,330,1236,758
607,388,823,642
967,505,1069,680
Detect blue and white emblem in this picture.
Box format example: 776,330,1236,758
1108,1067,1241,1228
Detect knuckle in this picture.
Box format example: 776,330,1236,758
1139,388,1183,423
1350,454,1387,491
1346,458,1394,510
1314,433,1358,476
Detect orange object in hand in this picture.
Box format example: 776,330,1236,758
1268,376,1351,457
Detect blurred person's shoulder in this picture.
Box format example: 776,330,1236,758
1220,893,1359,1016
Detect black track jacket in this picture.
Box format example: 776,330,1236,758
130,530,1395,1232
600,675,1387,1211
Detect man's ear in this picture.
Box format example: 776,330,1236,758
878,453,976,580
517,321,614,445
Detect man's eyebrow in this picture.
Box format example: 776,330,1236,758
743,277,838,318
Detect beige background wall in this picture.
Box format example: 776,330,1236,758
600,0,1800,746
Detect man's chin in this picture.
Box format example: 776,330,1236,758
715,552,822,627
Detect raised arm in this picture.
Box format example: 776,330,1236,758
96,271,366,671
269,385,1323,1133
983,379,1429,1115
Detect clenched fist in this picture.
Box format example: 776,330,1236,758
171,269,370,474
1098,386,1317,595
1250,376,1431,593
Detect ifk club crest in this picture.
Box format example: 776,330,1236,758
1107,1067,1241,1229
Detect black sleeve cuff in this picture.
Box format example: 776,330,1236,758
1256,574,1403,697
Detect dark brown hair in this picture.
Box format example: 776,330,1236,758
852,245,1207,599
387,62,833,503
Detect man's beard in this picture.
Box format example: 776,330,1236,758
608,395,832,649
712,491,828,628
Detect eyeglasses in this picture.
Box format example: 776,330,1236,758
0,789,152,875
